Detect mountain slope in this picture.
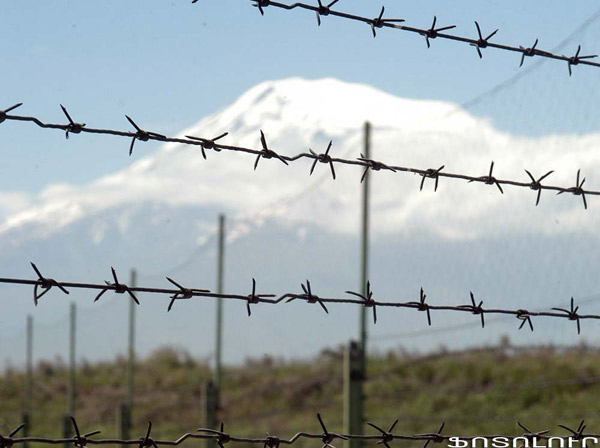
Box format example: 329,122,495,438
0,78,599,367
2,78,599,242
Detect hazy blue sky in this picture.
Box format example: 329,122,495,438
2,2,600,365
1,1,600,195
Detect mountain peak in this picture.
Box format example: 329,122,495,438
2,77,595,245
203,77,477,137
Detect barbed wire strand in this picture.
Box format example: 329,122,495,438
1,264,598,334
370,293,600,341
0,107,598,209
242,0,600,76
2,415,600,447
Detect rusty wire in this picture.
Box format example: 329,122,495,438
2,415,600,447
243,0,600,76
2,264,599,334
1,105,598,209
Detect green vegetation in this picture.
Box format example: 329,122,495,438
1,341,599,447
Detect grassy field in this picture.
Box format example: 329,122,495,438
1,341,599,447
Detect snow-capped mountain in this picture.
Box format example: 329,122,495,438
1,78,599,366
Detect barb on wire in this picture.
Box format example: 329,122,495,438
557,169,587,210
166,277,210,312
30,262,69,306
94,267,139,305
60,105,85,139
516,309,534,332
416,422,445,448
420,16,457,49
3,106,600,209
139,422,159,448
370,7,405,38
68,416,101,448
517,422,550,441
264,435,280,448
470,161,504,194
317,414,348,448
525,169,554,206
315,0,339,26
252,0,270,16
309,140,335,180
470,21,498,59
242,0,600,73
0,422,24,448
458,292,485,328
246,278,276,316
198,422,230,448
420,166,444,192
126,115,166,156
519,39,540,67
6,414,600,446
346,281,377,324
367,419,398,448
186,132,228,159
565,45,597,76
558,421,587,440
255,130,289,170
358,153,396,183
408,288,433,326
286,280,329,314
0,103,23,124
3,267,600,333
552,297,581,334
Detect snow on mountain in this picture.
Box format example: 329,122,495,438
1,77,599,246
1,78,600,365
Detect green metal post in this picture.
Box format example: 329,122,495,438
360,121,370,359
351,121,372,448
127,269,136,429
63,302,76,448
69,302,76,416
24,314,33,448
117,404,131,448
344,341,364,448
215,214,225,391
26,314,33,411
21,413,30,448
207,214,225,448
204,381,218,448
63,415,71,448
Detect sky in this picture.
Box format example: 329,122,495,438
1,1,600,196
1,1,600,366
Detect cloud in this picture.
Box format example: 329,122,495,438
0,192,32,217
0,78,599,243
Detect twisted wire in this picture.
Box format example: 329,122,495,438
244,0,600,76
1,105,598,209
1,264,598,334
1,415,599,447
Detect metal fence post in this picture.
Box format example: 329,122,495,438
215,214,225,391
69,302,76,416
117,404,131,448
127,269,136,421
21,412,30,448
62,415,71,448
23,314,33,448
344,341,364,448
204,381,219,448
353,120,372,448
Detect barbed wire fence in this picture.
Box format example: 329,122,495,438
3,2,600,447
0,106,597,209
2,415,600,447
0,264,597,335
243,1,600,76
